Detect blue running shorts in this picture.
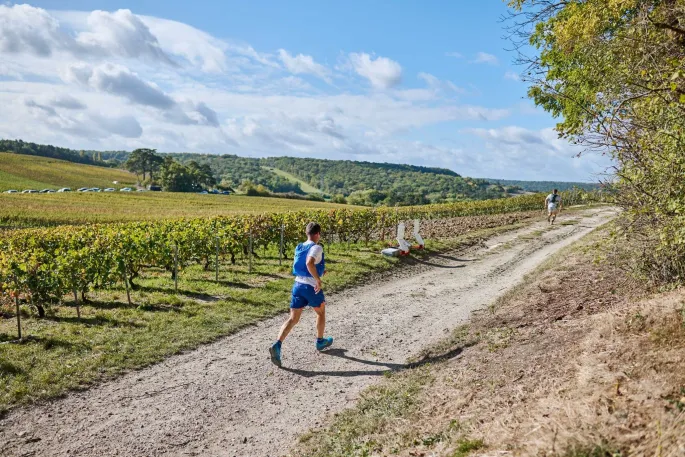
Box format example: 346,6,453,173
290,282,325,309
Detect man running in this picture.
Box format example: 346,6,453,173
545,189,562,224
269,222,333,367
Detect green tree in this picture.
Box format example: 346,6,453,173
508,0,685,282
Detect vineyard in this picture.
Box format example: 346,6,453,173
0,193,603,320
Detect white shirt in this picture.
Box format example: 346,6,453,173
295,241,323,287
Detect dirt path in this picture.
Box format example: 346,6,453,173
0,207,617,457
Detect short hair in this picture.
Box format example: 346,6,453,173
553,189,558,193
305,222,321,236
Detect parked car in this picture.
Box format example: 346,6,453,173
198,190,209,194
90,188,101,192
77,187,89,192
136,189,146,192
39,189,55,193
119,187,132,192
22,190,38,194
147,185,162,191
208,189,220,195
104,188,116,192
221,190,231,195
4,190,18,194
57,188,71,192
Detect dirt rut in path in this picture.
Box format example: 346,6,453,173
0,208,617,457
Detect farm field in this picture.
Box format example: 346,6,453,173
0,192,350,226
262,166,323,194
0,152,137,191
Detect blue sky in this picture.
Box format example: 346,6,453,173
0,1,611,181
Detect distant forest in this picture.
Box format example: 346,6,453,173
482,179,599,192
0,139,597,206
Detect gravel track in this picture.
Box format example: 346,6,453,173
0,207,617,457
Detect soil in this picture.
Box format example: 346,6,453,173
0,207,617,457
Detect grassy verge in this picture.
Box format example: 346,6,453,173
0,218,532,415
292,222,685,457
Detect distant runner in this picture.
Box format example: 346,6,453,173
269,222,333,367
545,189,562,224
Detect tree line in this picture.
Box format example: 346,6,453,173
124,149,215,192
509,0,684,283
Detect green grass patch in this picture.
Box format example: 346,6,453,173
451,438,485,457
297,367,434,457
0,152,137,191
263,166,323,194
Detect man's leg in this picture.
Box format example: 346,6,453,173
551,210,558,224
277,308,303,342
313,302,333,350
313,302,326,339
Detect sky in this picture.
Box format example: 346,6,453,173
0,1,612,181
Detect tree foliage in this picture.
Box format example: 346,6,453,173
158,157,215,192
509,0,685,282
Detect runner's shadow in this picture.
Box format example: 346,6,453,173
402,257,467,269
432,254,476,262
281,344,473,378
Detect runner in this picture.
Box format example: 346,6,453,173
269,222,333,367
545,189,562,224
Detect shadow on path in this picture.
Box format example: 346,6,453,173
282,343,474,378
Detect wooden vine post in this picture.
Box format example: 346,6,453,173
174,244,179,293
14,276,21,340
215,237,220,282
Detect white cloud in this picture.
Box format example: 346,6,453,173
461,126,613,181
418,72,463,93
64,63,176,109
278,49,330,82
75,9,175,65
348,52,402,89
0,5,175,66
0,4,63,57
50,94,87,110
504,71,520,81
473,52,499,65
63,63,219,127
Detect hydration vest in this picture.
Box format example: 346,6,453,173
292,242,325,277
551,194,560,204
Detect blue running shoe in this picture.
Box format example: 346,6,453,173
269,341,282,367
316,337,334,351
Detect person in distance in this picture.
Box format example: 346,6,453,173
545,189,562,224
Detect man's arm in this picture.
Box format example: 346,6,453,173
306,256,322,293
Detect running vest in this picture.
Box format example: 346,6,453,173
292,243,325,277
550,194,560,204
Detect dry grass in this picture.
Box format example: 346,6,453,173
293,227,685,457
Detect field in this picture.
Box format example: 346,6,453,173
0,152,138,191
0,192,350,226
262,166,323,194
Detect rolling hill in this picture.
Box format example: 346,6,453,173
0,152,137,191
0,139,599,205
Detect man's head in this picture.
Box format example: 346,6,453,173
306,222,321,242
553,189,558,194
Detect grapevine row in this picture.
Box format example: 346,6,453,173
0,192,599,313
